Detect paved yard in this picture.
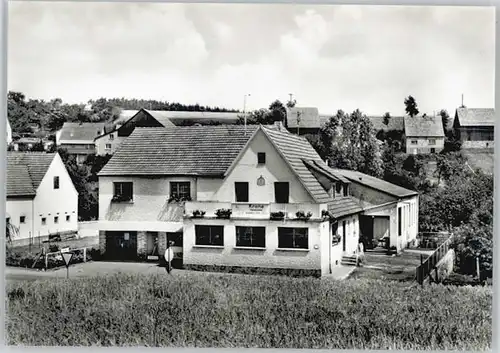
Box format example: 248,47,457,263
6,261,354,283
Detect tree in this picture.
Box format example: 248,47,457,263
404,95,419,117
286,99,297,108
316,109,383,177
439,109,450,132
268,100,287,124
383,112,391,126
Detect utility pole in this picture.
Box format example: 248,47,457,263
297,111,302,135
243,93,251,136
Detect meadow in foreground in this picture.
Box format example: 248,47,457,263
6,272,492,349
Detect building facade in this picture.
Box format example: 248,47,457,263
404,115,445,154
6,152,79,246
453,107,495,149
97,124,418,276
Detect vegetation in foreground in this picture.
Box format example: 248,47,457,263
6,273,492,349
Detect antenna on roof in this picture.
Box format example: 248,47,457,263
461,94,465,108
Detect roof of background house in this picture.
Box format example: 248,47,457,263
114,109,241,126
330,168,418,198
404,115,444,137
116,110,139,124
98,125,263,176
58,122,107,143
6,152,56,197
455,107,495,127
368,116,405,131
285,107,323,129
142,110,177,127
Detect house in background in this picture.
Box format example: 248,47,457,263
95,109,176,156
6,118,12,145
404,115,445,154
453,107,495,149
12,137,43,151
368,115,405,133
6,152,78,246
56,122,108,164
96,123,418,277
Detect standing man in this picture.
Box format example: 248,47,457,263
164,241,175,274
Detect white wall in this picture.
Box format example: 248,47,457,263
214,130,314,203
34,153,79,237
406,137,445,154
95,133,125,156
183,218,324,271
6,199,34,242
335,214,359,256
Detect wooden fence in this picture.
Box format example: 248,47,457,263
416,234,454,285
417,231,452,249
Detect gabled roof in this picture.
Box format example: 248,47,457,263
330,168,418,198
143,110,176,127
455,107,495,127
116,110,139,124
404,115,444,137
98,125,262,176
7,152,56,197
368,116,405,131
261,126,331,203
59,122,107,143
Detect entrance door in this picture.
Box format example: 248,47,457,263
146,232,159,256
342,220,346,252
105,231,138,260
359,216,374,249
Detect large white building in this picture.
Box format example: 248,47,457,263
6,152,79,246
97,124,418,277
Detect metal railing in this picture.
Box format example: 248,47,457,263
416,234,454,285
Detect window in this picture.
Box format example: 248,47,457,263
195,225,224,246
278,227,308,249
411,140,418,145
66,215,70,222
113,182,133,202
235,182,249,202
53,176,60,189
342,221,346,251
54,216,59,224
428,139,436,145
41,217,47,226
398,207,402,236
109,134,114,140
257,152,266,164
343,184,349,197
430,148,436,154
170,182,191,200
335,183,342,194
6,217,10,225
20,216,26,224
236,226,265,248
105,143,112,149
274,182,290,204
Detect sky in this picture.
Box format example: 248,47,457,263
8,2,495,116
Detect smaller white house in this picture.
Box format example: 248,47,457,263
6,152,79,246
6,118,12,145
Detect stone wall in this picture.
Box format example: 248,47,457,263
137,231,147,256
99,230,106,254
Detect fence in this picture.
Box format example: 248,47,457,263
36,247,90,270
417,231,452,249
416,234,454,285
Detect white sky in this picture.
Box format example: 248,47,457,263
8,2,495,116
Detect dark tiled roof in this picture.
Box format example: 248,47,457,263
455,107,495,127
99,125,261,176
303,159,350,184
262,127,331,203
327,197,363,218
59,122,107,143
7,152,55,197
368,116,405,131
330,168,418,198
143,110,176,127
404,115,444,137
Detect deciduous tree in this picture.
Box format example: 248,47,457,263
404,95,419,117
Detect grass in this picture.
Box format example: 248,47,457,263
6,272,492,349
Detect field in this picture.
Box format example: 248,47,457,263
6,272,492,349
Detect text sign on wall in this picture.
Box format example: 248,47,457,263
234,204,268,216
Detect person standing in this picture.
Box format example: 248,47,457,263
164,241,175,274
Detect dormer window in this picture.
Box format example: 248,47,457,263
257,152,266,164
335,183,342,194
109,134,114,140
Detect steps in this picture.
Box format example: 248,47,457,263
341,255,358,267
